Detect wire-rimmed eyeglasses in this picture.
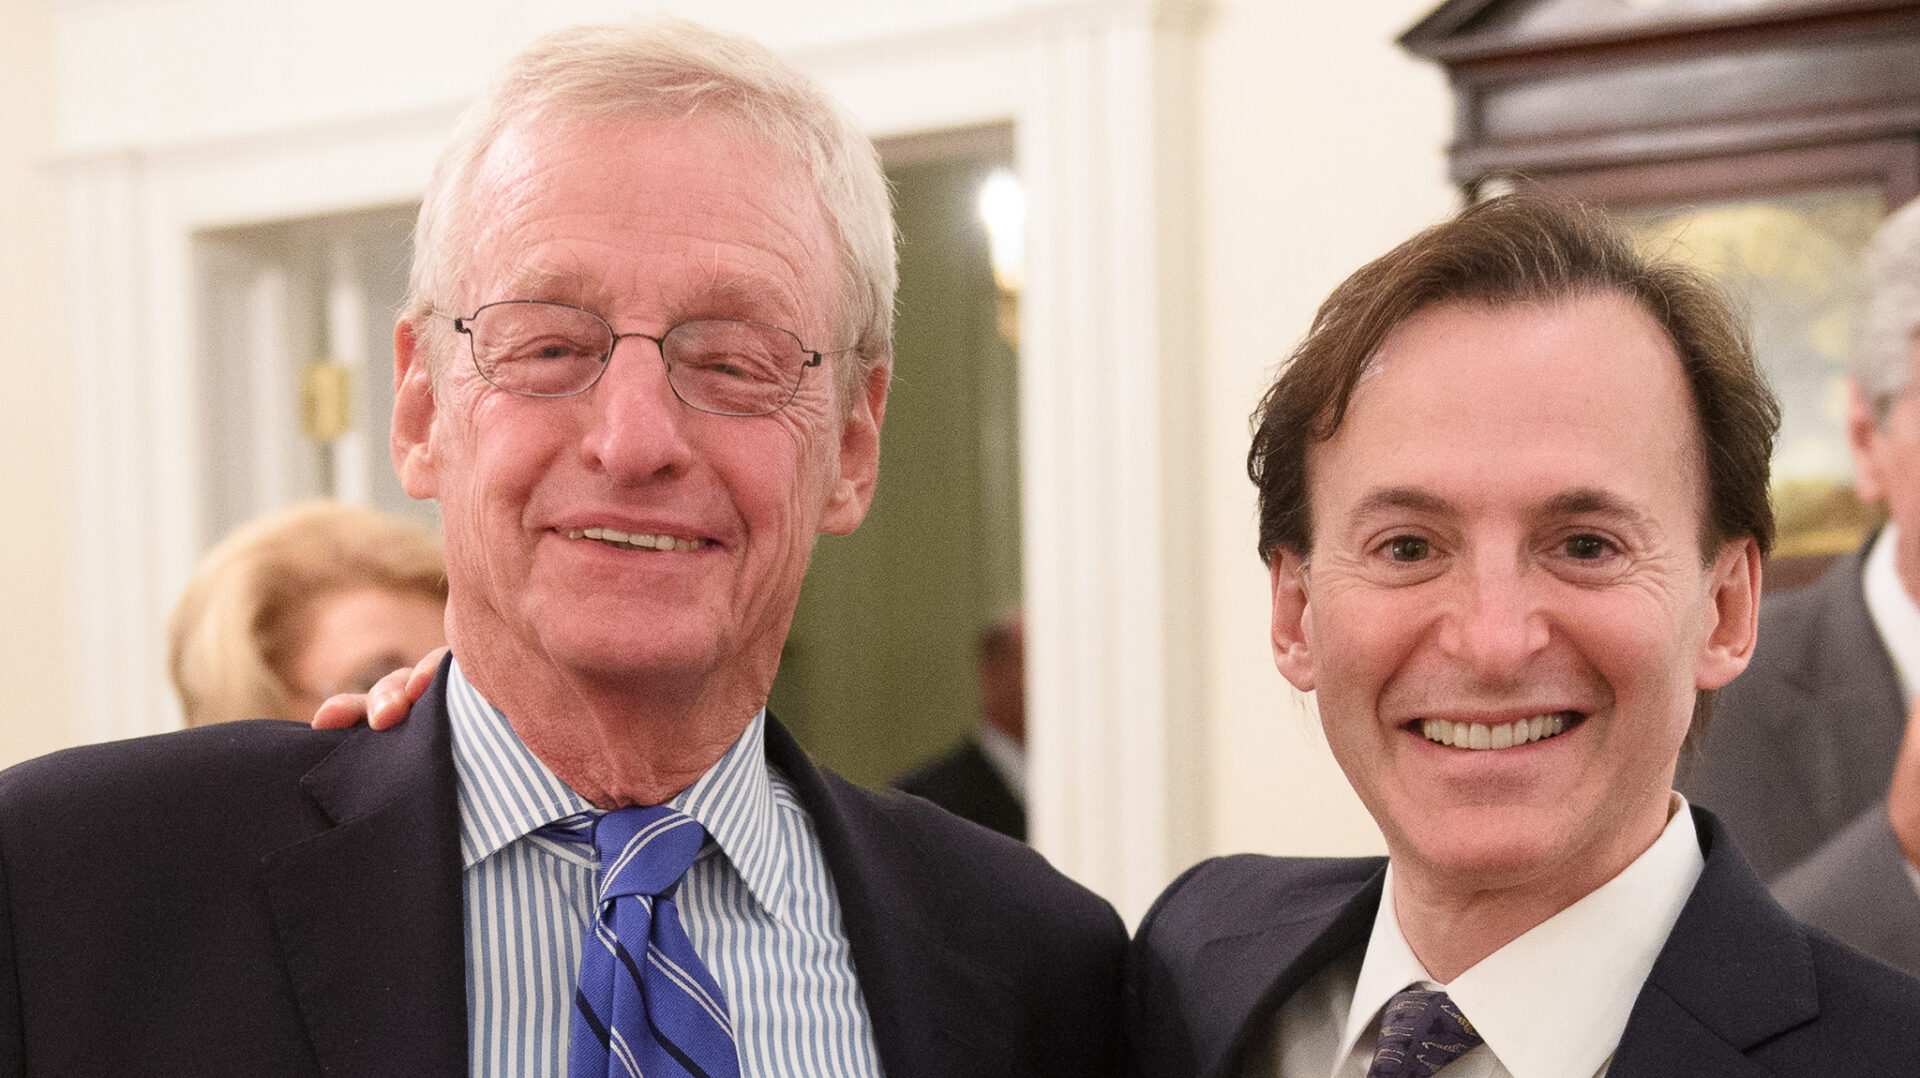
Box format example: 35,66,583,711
444,300,849,417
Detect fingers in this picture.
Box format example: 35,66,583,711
367,647,447,730
307,646,450,732
409,647,448,692
367,670,418,730
312,693,372,730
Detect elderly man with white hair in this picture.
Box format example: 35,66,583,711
0,19,1125,1078
1685,195,1920,979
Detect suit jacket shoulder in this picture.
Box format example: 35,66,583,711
892,737,1027,841
764,716,1126,1078
1613,808,1920,1076
1127,810,1920,1078
0,673,467,1077
1129,854,1385,1078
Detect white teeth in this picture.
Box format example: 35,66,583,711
1419,713,1569,750
565,527,707,553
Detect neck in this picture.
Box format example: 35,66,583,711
1387,799,1672,982
453,634,772,809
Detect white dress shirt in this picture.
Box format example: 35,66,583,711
1864,523,1920,706
1256,795,1705,1078
976,722,1027,803
448,660,884,1078
1859,523,1920,898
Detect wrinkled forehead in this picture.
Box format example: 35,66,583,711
461,116,836,317
1310,296,1713,531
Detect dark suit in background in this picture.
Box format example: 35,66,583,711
1130,807,1920,1078
893,736,1026,840
1684,542,1920,976
0,669,1126,1077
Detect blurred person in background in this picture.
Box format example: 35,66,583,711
893,609,1027,840
1684,194,1920,978
168,498,447,726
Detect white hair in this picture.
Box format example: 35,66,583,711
1853,195,1920,423
404,16,897,398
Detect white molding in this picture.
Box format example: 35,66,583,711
54,0,1208,918
1012,8,1206,922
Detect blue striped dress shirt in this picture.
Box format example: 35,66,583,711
446,661,885,1077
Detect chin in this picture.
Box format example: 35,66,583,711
541,624,721,680
1387,812,1570,889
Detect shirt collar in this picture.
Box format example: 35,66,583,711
1864,524,1920,704
976,723,1027,802
1342,794,1705,1078
446,658,791,920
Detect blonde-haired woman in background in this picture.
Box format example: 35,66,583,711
168,498,448,726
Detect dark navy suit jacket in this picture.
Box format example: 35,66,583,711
0,663,1126,1076
1129,807,1920,1078
893,736,1027,841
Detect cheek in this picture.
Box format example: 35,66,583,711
1303,589,1413,702
1564,590,1703,708
741,415,838,514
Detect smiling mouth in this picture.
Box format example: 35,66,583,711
566,526,709,553
1417,712,1577,750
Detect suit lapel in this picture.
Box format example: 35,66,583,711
1193,865,1384,1078
1611,807,1819,1076
763,715,998,1078
262,665,468,1078
1777,548,1905,829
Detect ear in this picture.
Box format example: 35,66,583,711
391,318,441,500
820,363,890,536
1269,549,1317,692
1847,379,1889,505
1695,536,1762,691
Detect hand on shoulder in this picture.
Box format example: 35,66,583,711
310,646,446,731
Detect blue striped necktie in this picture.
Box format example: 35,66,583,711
543,806,742,1078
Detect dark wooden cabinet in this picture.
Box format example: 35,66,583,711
1401,0,1920,209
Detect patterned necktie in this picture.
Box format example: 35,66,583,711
1364,986,1483,1078
546,806,742,1078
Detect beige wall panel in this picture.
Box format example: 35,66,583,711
0,0,78,768
1196,0,1456,864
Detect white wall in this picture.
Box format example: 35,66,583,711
1196,0,1456,859
0,0,78,770
25,0,1456,912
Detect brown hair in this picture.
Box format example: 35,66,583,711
167,499,447,727
1249,193,1779,565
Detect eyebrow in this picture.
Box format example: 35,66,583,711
1344,485,1657,528
1348,487,1454,525
499,263,605,308
1540,487,1657,528
495,264,798,328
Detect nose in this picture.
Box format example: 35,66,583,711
1436,555,1550,683
575,335,697,482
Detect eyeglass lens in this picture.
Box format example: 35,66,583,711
464,301,812,416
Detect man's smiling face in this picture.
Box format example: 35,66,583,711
1269,292,1758,904
392,113,884,697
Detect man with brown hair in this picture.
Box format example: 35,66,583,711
1131,195,1920,1077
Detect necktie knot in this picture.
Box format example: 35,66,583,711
549,803,740,1078
1365,986,1483,1078
591,805,707,902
